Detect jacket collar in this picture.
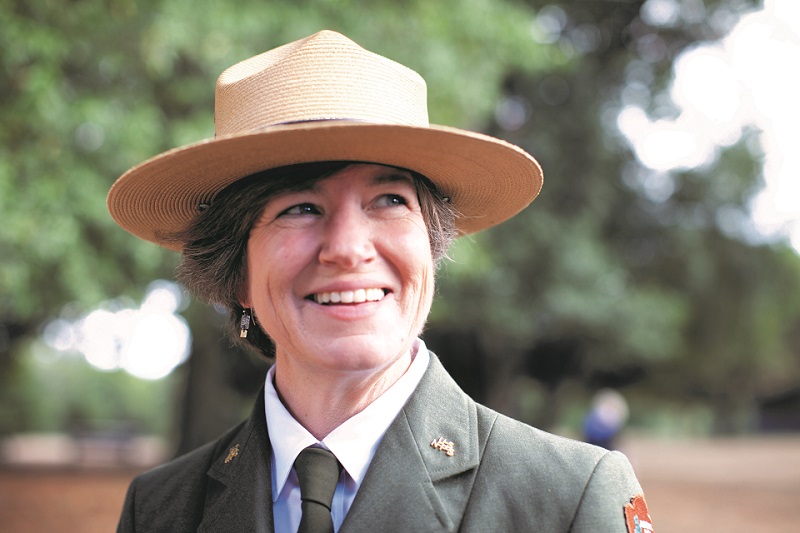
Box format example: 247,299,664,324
341,354,480,532
197,354,480,532
199,389,274,533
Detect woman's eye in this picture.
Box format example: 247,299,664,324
280,203,320,216
376,194,408,207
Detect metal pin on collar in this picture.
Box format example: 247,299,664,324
430,437,455,457
225,443,240,464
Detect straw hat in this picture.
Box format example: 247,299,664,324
107,30,543,251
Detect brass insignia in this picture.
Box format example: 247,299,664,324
224,443,240,464
430,437,455,457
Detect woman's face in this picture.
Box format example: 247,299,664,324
244,163,434,377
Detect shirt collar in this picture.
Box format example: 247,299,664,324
264,339,430,502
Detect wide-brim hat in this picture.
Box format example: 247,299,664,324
107,30,543,252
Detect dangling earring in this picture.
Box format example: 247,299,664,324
239,308,252,338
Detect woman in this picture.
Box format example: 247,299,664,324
110,31,652,533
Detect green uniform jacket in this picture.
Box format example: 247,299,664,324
118,355,645,532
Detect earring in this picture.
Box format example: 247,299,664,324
239,308,252,338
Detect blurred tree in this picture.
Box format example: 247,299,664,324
3,0,799,447
430,0,800,434
432,0,688,422
628,140,800,433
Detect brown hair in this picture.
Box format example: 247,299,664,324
171,161,458,358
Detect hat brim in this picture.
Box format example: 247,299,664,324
107,121,542,252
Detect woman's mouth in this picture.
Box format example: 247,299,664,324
310,288,387,305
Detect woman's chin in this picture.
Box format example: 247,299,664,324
303,337,412,375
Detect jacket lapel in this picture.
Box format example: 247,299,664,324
341,355,480,532
198,390,274,533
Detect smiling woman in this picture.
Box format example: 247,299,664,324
108,30,650,533
242,164,439,437
172,161,456,360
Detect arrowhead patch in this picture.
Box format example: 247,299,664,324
624,494,654,533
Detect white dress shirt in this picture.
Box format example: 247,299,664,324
264,339,430,533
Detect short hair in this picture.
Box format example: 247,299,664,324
171,161,458,358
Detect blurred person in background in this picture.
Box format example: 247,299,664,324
582,389,631,451
109,30,652,532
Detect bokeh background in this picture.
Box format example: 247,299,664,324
2,0,799,531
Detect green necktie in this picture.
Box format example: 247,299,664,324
295,446,342,533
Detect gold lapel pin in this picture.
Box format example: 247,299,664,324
430,437,455,457
224,443,240,464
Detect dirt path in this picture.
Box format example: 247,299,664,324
0,468,136,533
1,435,798,532
624,435,800,533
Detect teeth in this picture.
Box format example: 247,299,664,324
367,288,384,301
313,288,385,304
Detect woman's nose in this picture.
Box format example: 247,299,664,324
318,205,376,269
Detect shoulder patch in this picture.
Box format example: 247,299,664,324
624,494,653,533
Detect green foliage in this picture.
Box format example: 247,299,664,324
2,0,799,439
1,0,180,323
431,0,800,433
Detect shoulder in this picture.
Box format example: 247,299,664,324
135,421,242,492
466,405,643,531
478,404,611,473
117,422,243,532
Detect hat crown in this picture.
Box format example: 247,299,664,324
215,30,429,136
